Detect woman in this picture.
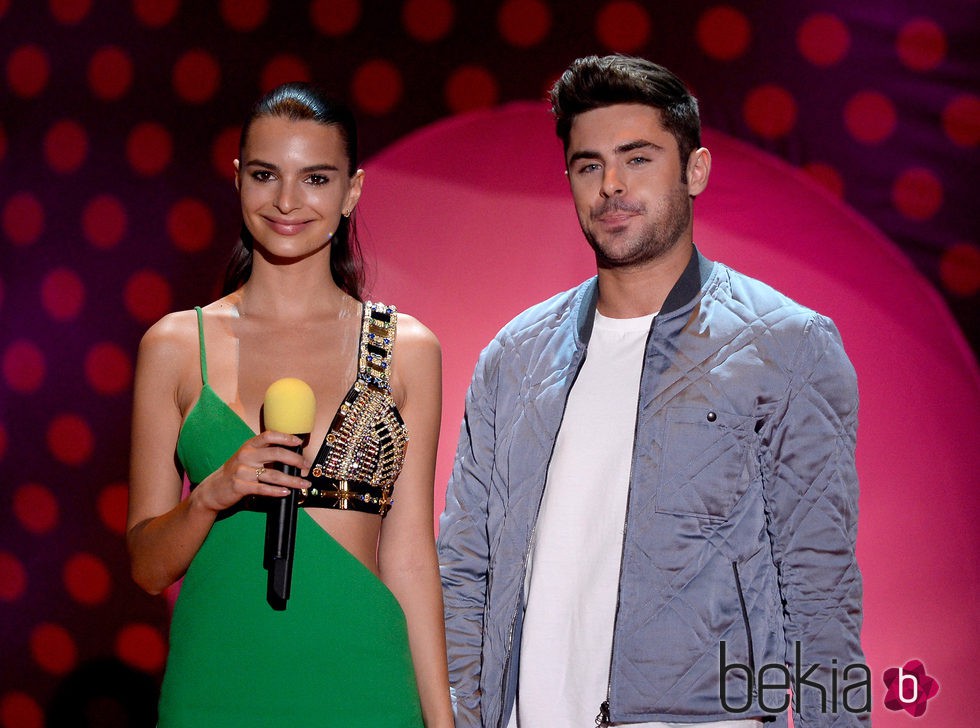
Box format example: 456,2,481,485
128,83,453,727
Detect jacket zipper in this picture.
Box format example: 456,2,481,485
498,347,589,728
599,315,658,726
732,561,756,677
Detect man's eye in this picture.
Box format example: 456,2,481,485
629,156,649,165
577,163,600,174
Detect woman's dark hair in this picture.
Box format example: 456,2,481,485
550,55,701,179
223,82,364,299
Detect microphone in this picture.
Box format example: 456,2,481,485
262,377,316,610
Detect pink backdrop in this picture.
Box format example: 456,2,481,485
358,102,979,727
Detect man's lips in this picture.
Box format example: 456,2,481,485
592,202,644,227
595,212,636,224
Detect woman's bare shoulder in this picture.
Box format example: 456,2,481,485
394,311,440,351
138,309,199,357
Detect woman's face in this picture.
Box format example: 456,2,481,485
235,116,363,261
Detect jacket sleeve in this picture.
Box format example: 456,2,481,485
437,338,501,728
763,314,869,726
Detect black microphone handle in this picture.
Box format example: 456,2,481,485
266,443,303,610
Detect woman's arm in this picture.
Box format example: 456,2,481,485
379,314,454,728
127,311,309,595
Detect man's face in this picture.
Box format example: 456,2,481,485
565,103,694,269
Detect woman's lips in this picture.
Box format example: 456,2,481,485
264,217,310,235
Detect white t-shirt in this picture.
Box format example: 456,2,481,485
507,310,760,728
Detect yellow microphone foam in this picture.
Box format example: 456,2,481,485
263,378,317,434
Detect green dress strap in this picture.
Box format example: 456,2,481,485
194,306,209,386
176,307,254,485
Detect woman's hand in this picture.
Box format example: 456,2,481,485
192,431,312,513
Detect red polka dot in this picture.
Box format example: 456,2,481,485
0,552,27,601
596,1,651,53
403,0,454,41
0,0,7,18
172,49,221,103
85,342,132,395
445,66,499,113
212,126,240,180
98,483,129,535
43,119,88,173
743,84,798,139
259,54,311,92
43,268,85,318
126,122,173,176
221,0,267,31
939,243,980,296
116,623,167,672
696,5,751,61
132,0,178,27
896,18,946,72
0,124,6,161
310,0,360,36
0,423,6,461
88,45,134,100
124,269,172,324
942,94,980,148
13,483,59,534
82,194,127,249
0,692,43,728
892,167,943,221
2,192,44,246
3,340,45,394
797,12,850,67
49,0,91,24
844,91,897,145
7,44,50,97
351,60,403,116
64,553,111,605
498,0,551,48
166,198,215,252
47,413,95,466
30,623,77,675
803,162,845,199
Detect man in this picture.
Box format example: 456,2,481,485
438,55,867,728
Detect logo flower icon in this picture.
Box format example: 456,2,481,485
882,659,939,717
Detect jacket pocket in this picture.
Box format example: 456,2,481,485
655,406,755,521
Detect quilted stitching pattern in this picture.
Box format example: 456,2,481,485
439,261,866,727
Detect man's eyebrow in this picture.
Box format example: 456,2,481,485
567,149,602,165
615,139,662,154
567,139,664,165
244,159,341,173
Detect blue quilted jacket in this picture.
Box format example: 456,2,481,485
438,249,868,727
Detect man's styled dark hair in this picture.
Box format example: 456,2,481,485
550,55,701,169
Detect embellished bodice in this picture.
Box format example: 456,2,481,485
300,302,408,517
177,302,408,519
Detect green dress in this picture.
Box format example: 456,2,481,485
157,305,423,727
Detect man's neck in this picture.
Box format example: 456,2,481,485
595,241,694,318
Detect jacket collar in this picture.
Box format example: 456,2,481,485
573,244,714,347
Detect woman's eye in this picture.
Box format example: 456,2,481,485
307,174,329,186
251,170,273,182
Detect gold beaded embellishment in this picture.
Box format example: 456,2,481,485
302,302,408,517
